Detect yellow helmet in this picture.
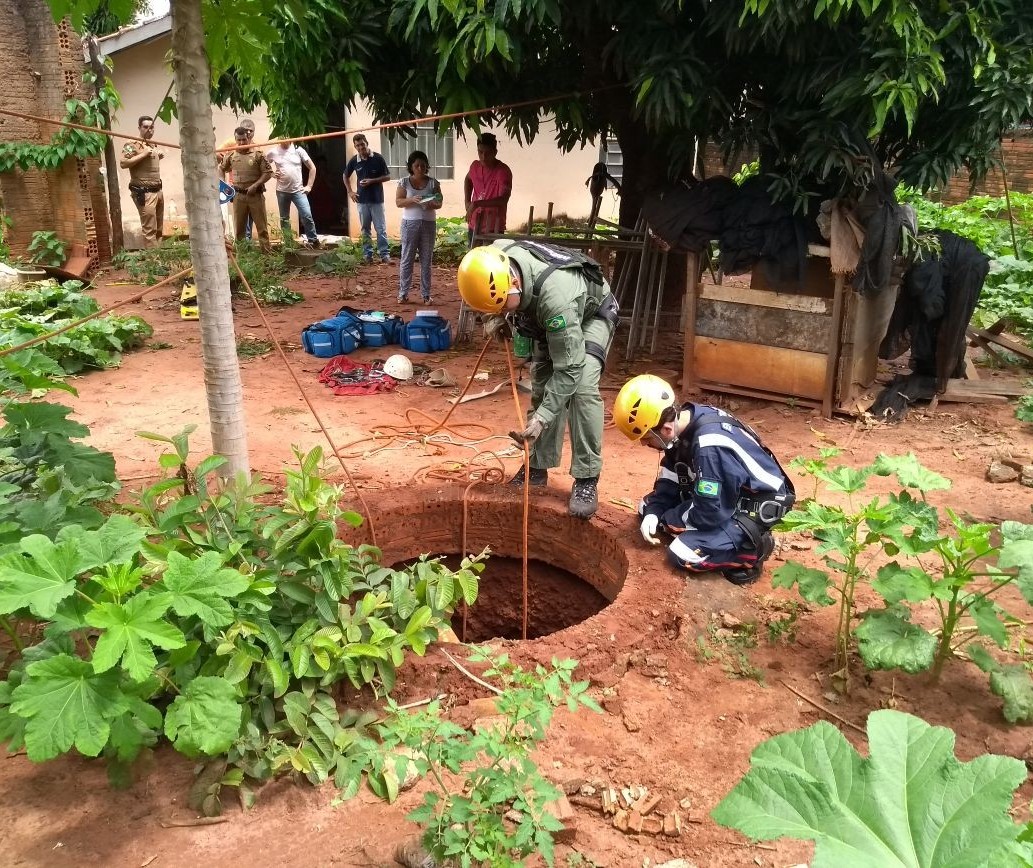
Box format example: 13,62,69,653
457,246,511,313
613,375,677,441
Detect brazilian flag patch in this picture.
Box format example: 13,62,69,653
545,314,567,332
696,478,720,497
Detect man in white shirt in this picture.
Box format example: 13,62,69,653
265,141,320,246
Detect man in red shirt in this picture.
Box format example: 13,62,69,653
464,133,513,245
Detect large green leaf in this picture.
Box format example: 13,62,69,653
59,514,145,571
969,646,1033,724
9,654,129,760
86,593,186,682
871,562,934,605
712,710,1028,867
871,453,951,492
854,609,937,674
163,676,242,758
0,534,84,617
1,401,88,439
157,551,250,627
771,561,834,606
998,523,1033,604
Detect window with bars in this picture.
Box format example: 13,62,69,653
383,124,455,180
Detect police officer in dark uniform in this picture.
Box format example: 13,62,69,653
457,241,619,519
613,374,795,584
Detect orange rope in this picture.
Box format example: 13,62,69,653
227,249,379,546
0,85,623,157
0,266,193,359
0,107,180,149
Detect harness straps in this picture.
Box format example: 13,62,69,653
680,413,797,548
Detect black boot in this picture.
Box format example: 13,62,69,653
569,476,599,519
509,466,548,487
722,532,775,586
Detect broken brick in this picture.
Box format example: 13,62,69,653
662,812,683,837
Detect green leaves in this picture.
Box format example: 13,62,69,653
10,655,129,760
969,647,1033,724
87,594,186,682
164,676,242,758
712,710,1029,866
0,535,83,618
158,551,250,627
772,561,834,606
854,609,937,674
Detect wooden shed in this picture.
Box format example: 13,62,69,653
681,246,898,417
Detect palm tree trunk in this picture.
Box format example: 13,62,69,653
169,0,250,477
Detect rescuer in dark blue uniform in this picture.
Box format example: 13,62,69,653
613,375,795,585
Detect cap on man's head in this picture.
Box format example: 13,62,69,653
239,118,256,132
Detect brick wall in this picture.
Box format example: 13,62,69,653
696,134,1033,205
939,129,1033,203
0,0,110,267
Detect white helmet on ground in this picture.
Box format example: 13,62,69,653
383,354,414,380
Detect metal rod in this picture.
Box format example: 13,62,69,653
649,248,669,355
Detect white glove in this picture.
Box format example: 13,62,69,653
640,513,661,545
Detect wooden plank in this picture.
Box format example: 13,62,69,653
699,283,830,314
681,251,699,391
822,273,847,418
696,299,829,352
942,377,1028,397
696,380,821,409
937,389,1008,405
967,327,1033,363
694,337,827,400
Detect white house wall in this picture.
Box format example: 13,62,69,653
104,32,616,246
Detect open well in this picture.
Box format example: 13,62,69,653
344,488,629,642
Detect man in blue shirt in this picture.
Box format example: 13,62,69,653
345,134,392,264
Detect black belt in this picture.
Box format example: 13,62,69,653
233,184,264,194
128,182,162,193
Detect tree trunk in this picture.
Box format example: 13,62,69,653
86,36,123,257
169,0,250,477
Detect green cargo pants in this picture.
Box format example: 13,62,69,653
528,314,614,479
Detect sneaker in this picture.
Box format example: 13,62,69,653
363,256,373,265
310,239,321,249
569,476,599,519
509,466,548,487
381,255,392,264
397,295,409,304
422,295,431,304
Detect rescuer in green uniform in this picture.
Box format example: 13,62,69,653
457,240,619,519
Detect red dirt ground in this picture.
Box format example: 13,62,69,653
2,260,1033,868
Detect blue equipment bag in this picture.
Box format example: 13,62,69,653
301,309,364,357
357,312,405,348
401,315,452,353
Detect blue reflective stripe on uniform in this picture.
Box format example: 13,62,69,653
696,432,784,491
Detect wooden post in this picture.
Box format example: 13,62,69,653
680,250,699,392
545,202,554,236
822,273,847,418
527,205,534,234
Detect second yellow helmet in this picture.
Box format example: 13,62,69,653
613,374,677,441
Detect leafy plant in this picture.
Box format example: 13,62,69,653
230,241,303,306
774,451,1033,718
26,232,67,268
0,431,483,806
434,217,473,266
111,238,192,285
712,709,1033,866
0,73,119,173
314,241,363,277
375,651,600,867
0,280,152,382
236,336,273,358
694,616,764,682
1018,388,1033,424
0,211,12,264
